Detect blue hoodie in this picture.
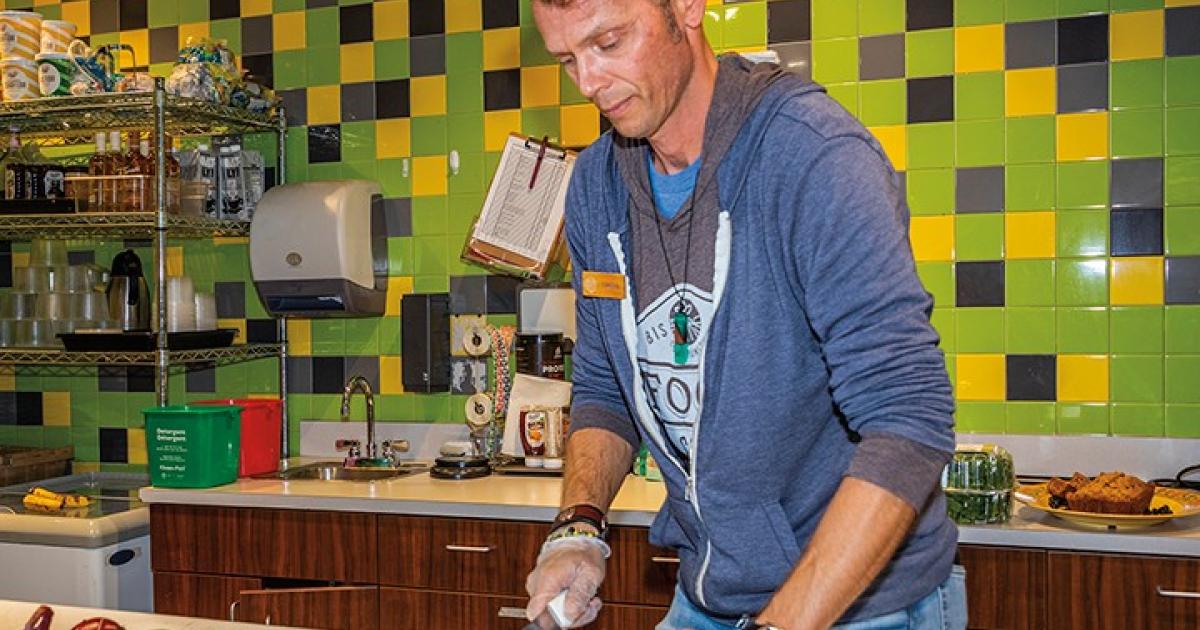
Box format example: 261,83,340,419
565,67,959,622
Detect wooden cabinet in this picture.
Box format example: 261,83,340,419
235,586,379,630
958,545,1047,630
152,572,261,620
379,587,666,630
1047,552,1200,630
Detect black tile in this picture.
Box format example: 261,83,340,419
344,356,380,394
410,35,447,76
410,0,446,37
1111,208,1164,257
91,0,119,34
312,356,346,394
859,35,905,81
246,319,279,344
0,254,11,288
484,69,522,111
768,0,811,44
0,241,10,254
907,76,955,124
1166,7,1200,57
1057,15,1108,65
241,16,273,56
242,53,274,90
209,0,240,21
1166,256,1200,304
956,166,1005,214
150,26,180,65
907,0,953,31
119,0,148,30
1006,20,1057,69
308,125,342,164
68,250,96,265
1006,355,1057,401
376,79,410,119
341,82,376,122
0,393,15,425
99,366,126,392
127,367,155,393
955,261,1005,307
450,276,487,314
306,0,336,7
214,281,246,318
383,197,412,237
278,89,307,126
99,428,128,463
1111,158,1164,210
340,4,373,44
1057,62,1108,113
483,0,519,29
286,357,313,394
186,362,217,393
14,392,41,425
771,41,812,81
485,275,522,313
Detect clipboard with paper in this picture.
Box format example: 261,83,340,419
461,133,576,280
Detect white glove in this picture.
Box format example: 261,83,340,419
525,536,609,628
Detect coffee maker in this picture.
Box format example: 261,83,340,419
106,249,150,331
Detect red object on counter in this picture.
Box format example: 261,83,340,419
194,398,282,476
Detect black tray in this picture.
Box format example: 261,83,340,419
57,329,238,352
0,198,81,214
491,462,563,477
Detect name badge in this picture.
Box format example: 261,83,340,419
581,271,626,299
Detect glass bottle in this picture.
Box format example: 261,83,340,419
87,132,107,210
106,130,123,209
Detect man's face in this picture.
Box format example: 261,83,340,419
533,0,692,140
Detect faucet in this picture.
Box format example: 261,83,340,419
341,375,378,460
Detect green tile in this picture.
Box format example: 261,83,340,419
1166,355,1200,403
1111,355,1164,403
1166,107,1200,156
71,392,99,428
377,394,414,421
447,73,484,114
412,116,448,156
957,307,1005,353
917,261,956,306
378,318,402,354
42,426,70,448
1006,307,1056,353
1057,307,1109,353
1056,210,1108,257
97,393,127,427
825,83,860,117
1006,260,1056,306
1006,116,1057,164
412,197,448,236
1057,161,1109,210
956,214,1004,260
1165,404,1200,438
446,32,483,76
1166,157,1200,206
449,193,485,235
344,319,380,355
179,0,209,22
1005,0,1057,21
306,46,341,86
1111,306,1165,353
308,163,343,181
1056,259,1109,305
906,28,954,77
447,113,485,153
1006,163,1055,211
521,107,561,142
1165,207,1200,255
1165,56,1200,106
148,0,179,28
379,159,411,197
861,0,906,34
414,236,450,276
1112,109,1164,159
1166,306,1200,352
723,1,767,48
1057,403,1110,435
956,72,1004,121
813,0,858,38
448,152,485,195
388,237,415,275
1111,59,1164,111
1110,404,1165,437
812,38,859,84
1058,0,1109,17
520,26,557,66
703,8,724,50
1006,402,1056,434
71,428,99,461
956,0,1006,25
907,168,955,215
858,80,906,126
33,5,60,19
415,275,450,293
955,402,1007,433
908,123,955,169
931,308,956,352
374,39,410,81
1112,0,1163,10
341,121,376,162
276,0,306,11
310,320,345,356
210,19,242,56
306,7,339,48
956,120,1005,167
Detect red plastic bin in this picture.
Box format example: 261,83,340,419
194,398,282,476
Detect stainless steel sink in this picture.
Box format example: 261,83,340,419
277,462,429,482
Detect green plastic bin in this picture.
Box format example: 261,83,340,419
144,405,241,488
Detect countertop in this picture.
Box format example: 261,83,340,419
0,599,295,629
139,460,1200,558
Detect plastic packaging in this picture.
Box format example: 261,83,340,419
942,444,1015,524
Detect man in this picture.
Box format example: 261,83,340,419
525,1,965,628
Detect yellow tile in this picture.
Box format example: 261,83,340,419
213,236,249,246
1111,10,1164,61
166,246,184,277
909,215,955,262
561,103,601,147
1005,211,1056,259
1058,355,1109,402
273,11,306,51
218,319,247,345
955,24,1005,73
483,27,521,70
179,22,210,49
128,428,147,466
1110,256,1164,305
521,65,560,108
413,155,448,196
12,252,28,267
43,392,70,426
374,0,409,41
341,42,375,84
868,125,907,172
1057,112,1109,162
0,370,14,391
119,29,148,71
307,85,341,126
446,0,482,33
410,75,447,117
1005,68,1056,117
484,110,521,152
241,0,272,17
61,1,89,37
287,319,312,356
956,354,1006,401
376,118,411,159
380,356,405,394
386,276,414,317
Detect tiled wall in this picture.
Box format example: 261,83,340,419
0,0,1195,471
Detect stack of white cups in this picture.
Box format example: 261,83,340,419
194,292,217,331
166,276,196,333
0,10,43,101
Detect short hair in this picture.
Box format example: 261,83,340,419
536,0,682,40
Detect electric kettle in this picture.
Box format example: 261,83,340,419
106,249,150,331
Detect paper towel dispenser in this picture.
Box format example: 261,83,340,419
249,180,388,317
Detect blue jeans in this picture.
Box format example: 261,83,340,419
656,565,967,630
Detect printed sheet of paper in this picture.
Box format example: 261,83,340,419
473,134,575,263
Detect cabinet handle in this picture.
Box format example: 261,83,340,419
651,556,680,564
1156,586,1200,600
228,600,239,622
445,544,494,553
498,606,528,619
